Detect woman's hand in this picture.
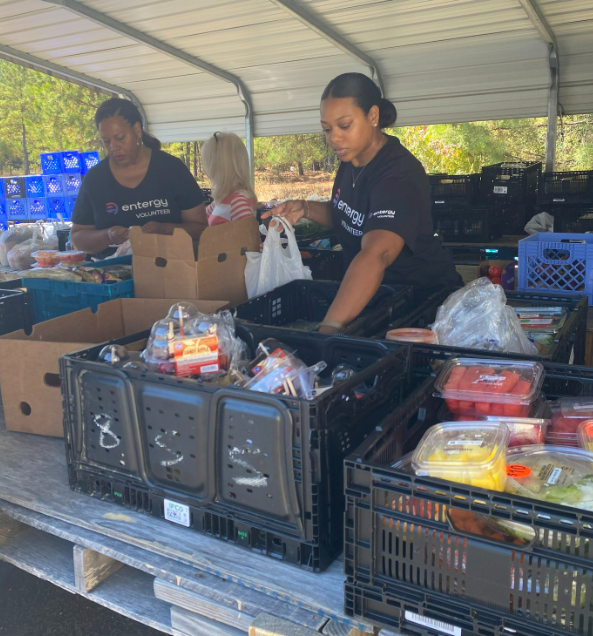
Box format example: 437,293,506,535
107,226,130,245
318,324,341,335
261,200,306,230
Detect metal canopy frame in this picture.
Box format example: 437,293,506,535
0,42,148,125
518,0,560,172
42,0,256,182
269,0,384,95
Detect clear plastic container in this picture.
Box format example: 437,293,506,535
578,421,593,452
505,445,593,510
32,249,61,268
545,398,593,447
411,421,510,491
385,328,438,344
434,358,545,417
58,250,86,265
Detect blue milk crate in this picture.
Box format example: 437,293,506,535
0,179,4,203
63,173,81,195
26,198,48,220
80,151,100,174
4,177,26,199
66,196,77,218
25,175,45,198
23,278,134,323
40,152,64,174
61,151,82,173
518,232,593,304
43,175,65,197
6,198,28,221
47,197,68,220
0,202,6,228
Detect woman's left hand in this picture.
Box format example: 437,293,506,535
141,221,174,235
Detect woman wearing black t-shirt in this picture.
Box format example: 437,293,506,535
71,98,207,254
264,72,460,334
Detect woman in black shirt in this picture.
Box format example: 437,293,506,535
71,98,207,254
264,72,460,334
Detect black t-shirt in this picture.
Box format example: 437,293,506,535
332,135,461,290
72,150,205,229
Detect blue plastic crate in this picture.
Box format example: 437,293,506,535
62,151,82,173
66,196,77,218
25,175,45,198
80,151,100,174
0,180,4,203
43,175,65,197
518,232,593,304
40,152,64,174
0,202,6,227
23,278,134,323
4,177,26,199
63,173,81,195
47,197,68,220
26,197,48,220
6,198,28,221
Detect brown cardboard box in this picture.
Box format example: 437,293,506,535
130,216,261,305
0,297,226,438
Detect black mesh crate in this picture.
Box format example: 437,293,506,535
550,206,593,233
480,161,542,204
300,248,345,281
429,174,480,206
344,361,593,635
61,325,411,572
432,206,505,243
538,171,593,206
3,177,26,199
233,279,413,337
0,287,31,335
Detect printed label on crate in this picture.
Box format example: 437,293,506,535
404,611,461,636
163,499,191,527
494,186,508,194
173,335,220,377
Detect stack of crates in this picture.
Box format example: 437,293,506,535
537,170,593,233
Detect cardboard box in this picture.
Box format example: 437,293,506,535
0,297,226,438
477,260,516,290
130,216,261,306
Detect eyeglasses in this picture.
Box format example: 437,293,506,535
213,131,220,142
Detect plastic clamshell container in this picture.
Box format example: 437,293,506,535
411,421,510,491
434,357,545,417
385,328,438,344
505,445,593,510
32,250,61,267
58,250,86,265
546,397,593,447
578,421,593,452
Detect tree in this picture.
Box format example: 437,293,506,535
255,134,327,175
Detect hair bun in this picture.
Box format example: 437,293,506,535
378,98,397,128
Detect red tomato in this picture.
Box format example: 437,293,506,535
488,265,503,277
491,276,502,285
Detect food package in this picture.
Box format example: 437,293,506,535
385,328,438,344
430,278,538,355
545,398,593,447
513,306,567,355
505,445,593,509
20,267,83,282
578,421,593,452
74,264,132,283
434,358,545,418
33,250,61,268
0,225,34,267
7,228,59,271
411,421,510,490
114,240,132,258
58,250,86,265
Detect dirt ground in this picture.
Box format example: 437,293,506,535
254,170,333,203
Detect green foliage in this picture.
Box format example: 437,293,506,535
254,134,332,174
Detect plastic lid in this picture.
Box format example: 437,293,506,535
578,421,593,452
434,358,545,405
411,421,509,491
505,445,593,508
385,328,438,344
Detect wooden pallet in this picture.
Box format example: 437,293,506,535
0,410,375,636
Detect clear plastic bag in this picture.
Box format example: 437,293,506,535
430,278,538,355
8,229,59,271
0,226,34,267
525,212,553,235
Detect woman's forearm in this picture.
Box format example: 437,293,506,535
71,229,112,254
306,201,333,228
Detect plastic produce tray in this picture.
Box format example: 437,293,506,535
60,326,411,572
23,278,134,323
233,279,413,337
538,170,593,206
344,361,593,636
518,232,593,304
429,174,480,206
432,205,505,242
300,248,345,281
480,161,542,204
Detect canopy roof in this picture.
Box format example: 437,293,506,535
0,0,591,142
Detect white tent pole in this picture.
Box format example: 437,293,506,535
42,0,255,184
518,0,559,172
270,0,384,96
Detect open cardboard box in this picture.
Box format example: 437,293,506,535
130,216,261,305
0,297,226,438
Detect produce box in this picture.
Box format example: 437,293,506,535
0,298,226,437
130,216,260,306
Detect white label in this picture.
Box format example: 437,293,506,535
474,374,504,385
164,499,191,527
547,466,563,485
435,200,445,204
553,198,565,202
447,440,483,446
200,363,219,373
494,186,508,194
404,611,462,636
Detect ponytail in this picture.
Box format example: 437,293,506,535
142,130,161,152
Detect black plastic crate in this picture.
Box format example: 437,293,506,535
429,174,480,206
504,203,535,234
549,206,593,233
0,287,31,335
3,177,26,199
60,326,411,572
480,162,542,204
300,248,345,281
538,171,593,206
234,280,413,337
433,206,505,242
344,361,593,635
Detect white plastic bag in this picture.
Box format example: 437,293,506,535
245,217,312,298
430,278,538,355
525,212,554,235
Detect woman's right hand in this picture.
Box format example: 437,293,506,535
261,200,306,229
107,226,130,245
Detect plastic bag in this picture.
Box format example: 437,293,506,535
525,212,554,235
245,216,312,298
8,229,59,270
0,226,33,267
430,278,538,355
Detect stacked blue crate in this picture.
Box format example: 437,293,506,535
43,175,65,197
25,175,45,198
27,198,49,220
0,179,5,226
63,173,81,196
61,151,82,173
6,198,28,221
4,177,26,199
80,151,100,174
47,197,68,220
66,197,77,218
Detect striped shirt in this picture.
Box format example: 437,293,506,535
205,190,256,226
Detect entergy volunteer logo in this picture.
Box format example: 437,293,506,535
106,202,119,215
